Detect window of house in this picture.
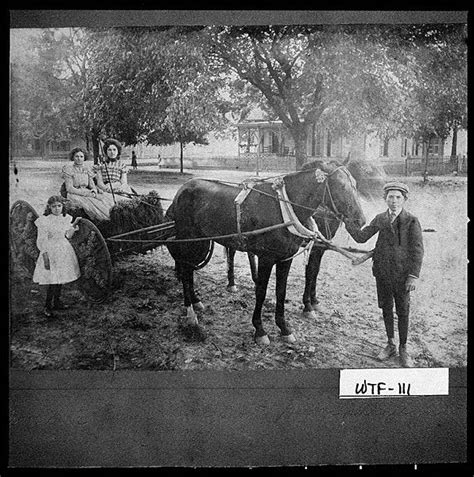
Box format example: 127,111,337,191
271,131,279,154
401,138,408,157
379,137,390,157
314,127,323,156
428,137,442,156
412,141,421,156
240,129,258,153
326,130,332,157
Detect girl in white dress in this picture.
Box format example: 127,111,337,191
33,196,82,317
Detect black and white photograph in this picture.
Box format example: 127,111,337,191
8,10,468,469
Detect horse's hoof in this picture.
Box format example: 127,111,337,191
303,310,317,320
255,334,270,346
192,301,205,312
227,285,237,293
281,333,296,343
186,306,199,326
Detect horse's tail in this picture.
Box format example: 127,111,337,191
164,200,175,222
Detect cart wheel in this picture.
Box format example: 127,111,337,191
10,200,40,279
69,218,113,303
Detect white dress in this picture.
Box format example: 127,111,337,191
62,163,116,221
32,214,81,285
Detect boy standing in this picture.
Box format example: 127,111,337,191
345,182,424,367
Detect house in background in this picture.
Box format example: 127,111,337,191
10,135,85,160
12,118,467,175
233,118,468,174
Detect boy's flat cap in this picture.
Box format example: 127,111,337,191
383,181,409,194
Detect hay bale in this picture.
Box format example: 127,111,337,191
109,191,164,233
66,191,165,258
107,191,165,257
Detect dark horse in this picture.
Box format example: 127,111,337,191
225,156,386,319
165,161,366,345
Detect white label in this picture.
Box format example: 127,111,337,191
339,368,449,398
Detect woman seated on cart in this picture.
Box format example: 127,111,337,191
94,138,134,196
61,147,117,222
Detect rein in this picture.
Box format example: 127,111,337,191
206,166,348,218
319,165,354,223
105,166,360,263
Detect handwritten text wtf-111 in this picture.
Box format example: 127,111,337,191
355,380,411,396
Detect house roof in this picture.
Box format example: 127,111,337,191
237,120,284,128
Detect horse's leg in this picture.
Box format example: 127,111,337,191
275,259,296,343
180,263,199,326
302,248,325,318
226,247,237,293
247,252,258,284
252,256,274,346
190,272,204,313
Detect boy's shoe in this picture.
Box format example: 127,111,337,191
53,301,69,310
399,345,412,367
377,342,397,361
43,307,55,318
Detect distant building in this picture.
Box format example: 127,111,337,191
12,119,467,174
235,118,468,174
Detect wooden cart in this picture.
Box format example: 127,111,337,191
9,195,171,303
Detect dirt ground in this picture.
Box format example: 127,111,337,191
9,161,467,370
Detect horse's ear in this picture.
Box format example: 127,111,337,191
314,168,328,183
343,151,351,165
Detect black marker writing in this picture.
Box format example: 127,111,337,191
355,380,411,396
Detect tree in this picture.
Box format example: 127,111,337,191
82,27,171,159
10,28,104,160
83,27,232,170
206,24,467,170
150,29,231,172
399,24,467,179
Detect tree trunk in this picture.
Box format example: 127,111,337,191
450,125,458,173
450,125,458,158
91,135,101,164
422,140,429,182
179,141,184,174
291,125,308,170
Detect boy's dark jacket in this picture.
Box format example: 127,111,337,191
347,209,424,281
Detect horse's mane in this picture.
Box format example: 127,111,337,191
300,159,340,174
299,157,386,202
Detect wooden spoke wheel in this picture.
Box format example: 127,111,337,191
9,200,40,279
69,218,113,303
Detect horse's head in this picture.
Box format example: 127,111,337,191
342,155,386,201
302,160,366,228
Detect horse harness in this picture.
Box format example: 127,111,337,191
233,166,352,261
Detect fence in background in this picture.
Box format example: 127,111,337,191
404,155,468,176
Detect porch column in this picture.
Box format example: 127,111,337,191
256,126,261,176
237,127,241,158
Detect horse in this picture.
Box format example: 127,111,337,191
225,156,386,317
165,160,366,345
